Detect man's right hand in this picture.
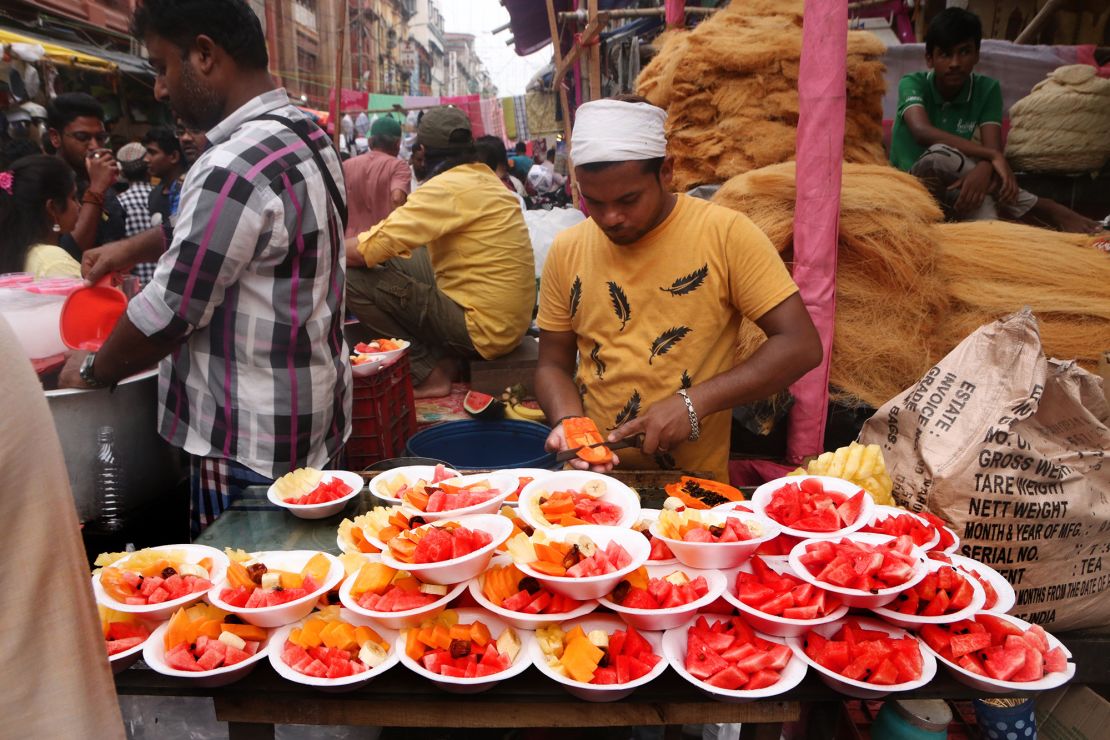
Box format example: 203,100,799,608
544,423,621,473
82,240,140,285
86,149,119,194
949,160,994,215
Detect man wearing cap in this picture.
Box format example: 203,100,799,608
113,141,155,240
346,106,534,398
535,96,823,483
342,116,411,237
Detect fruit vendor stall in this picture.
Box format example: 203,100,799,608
103,465,1110,739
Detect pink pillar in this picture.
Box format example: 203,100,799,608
785,0,848,463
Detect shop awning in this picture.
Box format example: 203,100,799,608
0,28,118,74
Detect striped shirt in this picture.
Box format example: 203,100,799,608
127,89,352,479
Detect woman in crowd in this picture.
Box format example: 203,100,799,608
0,154,82,278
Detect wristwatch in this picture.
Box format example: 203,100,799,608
79,352,107,389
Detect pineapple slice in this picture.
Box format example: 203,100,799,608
505,533,537,564
664,570,691,587
495,628,522,663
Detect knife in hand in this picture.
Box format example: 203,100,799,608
555,434,645,463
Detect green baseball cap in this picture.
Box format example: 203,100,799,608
369,116,402,138
417,106,472,149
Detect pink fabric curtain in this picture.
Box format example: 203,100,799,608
441,94,485,137
785,0,847,463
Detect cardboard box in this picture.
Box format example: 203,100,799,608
1036,685,1110,740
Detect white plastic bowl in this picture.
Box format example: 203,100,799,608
920,612,1075,693
266,470,365,519
787,532,929,609
750,475,875,540
350,356,384,377
786,616,937,699
338,566,469,629
871,556,986,628
662,612,808,702
721,558,850,638
108,631,152,674
515,525,650,601
92,544,230,621
378,514,514,585
530,613,667,702
368,465,460,504
468,555,598,630
267,609,400,691
400,472,519,521
517,471,641,530
352,339,410,365
944,552,1016,614
502,468,557,506
336,506,415,554
207,551,345,628
634,508,678,566
862,505,941,551
143,619,273,688
397,607,534,693
597,563,728,631
649,512,781,570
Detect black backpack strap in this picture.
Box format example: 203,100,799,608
255,113,348,230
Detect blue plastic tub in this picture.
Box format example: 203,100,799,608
405,420,557,471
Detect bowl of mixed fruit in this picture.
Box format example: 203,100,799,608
398,609,531,693
143,603,272,687
517,471,640,530
268,606,400,690
267,468,364,519
469,555,598,629
208,550,344,628
92,544,228,621
338,558,469,629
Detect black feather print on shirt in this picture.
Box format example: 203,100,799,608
590,342,606,379
660,264,709,296
681,369,693,390
569,275,582,319
609,389,642,430
607,281,631,331
648,326,692,365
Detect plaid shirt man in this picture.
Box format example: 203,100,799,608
127,89,351,494
116,181,158,285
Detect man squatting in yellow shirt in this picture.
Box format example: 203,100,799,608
536,96,823,482
346,106,535,397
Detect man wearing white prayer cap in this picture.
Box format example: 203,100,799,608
534,95,823,482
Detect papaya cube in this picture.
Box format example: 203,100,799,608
299,618,326,647
470,621,492,647
354,625,386,649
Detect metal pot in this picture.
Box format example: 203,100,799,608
45,369,182,523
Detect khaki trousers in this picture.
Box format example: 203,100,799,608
346,247,479,383
909,143,1037,221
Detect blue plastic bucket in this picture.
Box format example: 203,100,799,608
973,699,1037,740
405,420,556,471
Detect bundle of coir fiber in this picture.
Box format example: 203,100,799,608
636,0,887,190
1005,65,1110,174
713,163,1110,408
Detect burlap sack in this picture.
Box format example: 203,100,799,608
859,309,1110,631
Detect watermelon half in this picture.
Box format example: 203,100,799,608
463,391,504,420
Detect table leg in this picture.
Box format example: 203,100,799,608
228,721,275,740
739,722,784,740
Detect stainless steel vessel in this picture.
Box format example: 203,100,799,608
45,369,182,523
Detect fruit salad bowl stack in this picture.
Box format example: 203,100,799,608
268,606,401,691
532,614,668,702
378,513,513,585
469,555,599,630
751,476,873,540
662,613,808,702
722,555,851,638
648,508,781,570
399,608,533,693
143,602,274,688
92,544,229,621
597,563,728,631
207,550,345,628
517,471,641,530
338,556,470,629
506,525,650,601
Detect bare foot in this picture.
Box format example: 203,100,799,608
412,358,457,399
1039,198,1102,234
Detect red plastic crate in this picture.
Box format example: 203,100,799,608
343,354,417,471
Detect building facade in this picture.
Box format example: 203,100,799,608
444,32,496,98
409,0,446,96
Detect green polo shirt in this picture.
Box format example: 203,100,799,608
889,71,1004,172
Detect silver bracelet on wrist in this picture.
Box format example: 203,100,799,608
676,389,700,441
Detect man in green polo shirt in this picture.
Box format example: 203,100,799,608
890,8,1099,233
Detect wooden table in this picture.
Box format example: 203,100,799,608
113,486,1110,738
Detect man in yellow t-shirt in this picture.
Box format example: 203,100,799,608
347,106,535,397
536,97,822,482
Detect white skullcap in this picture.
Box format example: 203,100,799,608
571,99,667,167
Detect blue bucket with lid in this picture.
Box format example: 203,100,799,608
405,420,556,471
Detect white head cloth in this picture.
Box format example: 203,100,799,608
571,99,667,167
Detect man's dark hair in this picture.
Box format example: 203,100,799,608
476,135,509,172
547,147,556,161
925,8,983,54
46,93,104,132
369,133,400,151
514,141,526,154
132,0,269,70
424,130,479,179
142,126,183,159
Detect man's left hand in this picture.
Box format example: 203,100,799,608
57,351,93,389
608,394,693,456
